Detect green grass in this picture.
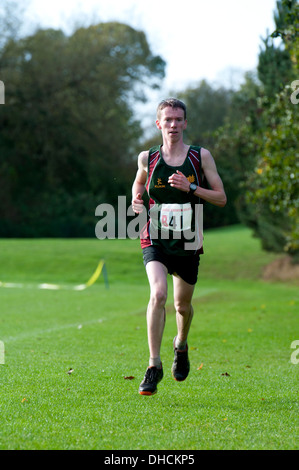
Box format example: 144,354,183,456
0,225,298,450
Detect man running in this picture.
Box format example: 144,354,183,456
132,98,226,395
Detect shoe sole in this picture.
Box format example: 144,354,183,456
139,390,157,396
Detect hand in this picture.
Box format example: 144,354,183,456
131,193,144,214
168,170,190,193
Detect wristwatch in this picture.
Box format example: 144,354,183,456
189,183,197,194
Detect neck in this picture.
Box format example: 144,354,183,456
162,139,188,157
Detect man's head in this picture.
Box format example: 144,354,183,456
156,98,187,121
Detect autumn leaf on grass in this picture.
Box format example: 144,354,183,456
221,372,230,376
197,363,203,371
124,376,135,380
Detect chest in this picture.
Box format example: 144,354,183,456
148,157,198,202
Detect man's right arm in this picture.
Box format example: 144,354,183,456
131,150,148,214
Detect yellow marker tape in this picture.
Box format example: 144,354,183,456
0,260,106,291
85,259,105,287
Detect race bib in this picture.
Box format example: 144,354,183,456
159,203,192,232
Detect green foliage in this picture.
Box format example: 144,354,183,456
241,0,299,259
178,80,233,146
0,0,24,48
0,23,165,236
243,86,299,256
258,36,293,98
258,0,297,98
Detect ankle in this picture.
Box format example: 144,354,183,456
175,336,187,351
149,356,162,368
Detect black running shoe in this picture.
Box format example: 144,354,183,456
172,338,190,382
139,365,163,395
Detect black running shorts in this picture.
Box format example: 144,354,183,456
142,245,200,285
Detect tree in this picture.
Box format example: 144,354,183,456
0,0,27,49
242,87,299,256
0,23,165,236
242,0,299,259
257,0,296,98
258,36,293,98
178,80,233,148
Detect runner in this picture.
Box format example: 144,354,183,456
132,98,227,395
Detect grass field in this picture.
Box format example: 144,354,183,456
0,225,298,450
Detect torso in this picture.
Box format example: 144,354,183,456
140,145,204,256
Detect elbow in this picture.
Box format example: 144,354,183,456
219,194,227,207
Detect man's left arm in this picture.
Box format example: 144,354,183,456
193,148,227,207
168,148,227,207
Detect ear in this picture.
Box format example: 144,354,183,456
183,119,188,130
156,119,162,130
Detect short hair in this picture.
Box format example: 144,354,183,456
157,98,187,120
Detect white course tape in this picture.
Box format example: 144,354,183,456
0,260,107,291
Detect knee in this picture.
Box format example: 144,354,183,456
150,287,167,308
175,301,192,317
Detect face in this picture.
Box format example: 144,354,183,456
156,106,187,142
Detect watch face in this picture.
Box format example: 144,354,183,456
190,183,197,191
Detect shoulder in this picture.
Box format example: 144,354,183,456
137,150,149,171
201,147,213,160
189,145,211,162
200,147,216,169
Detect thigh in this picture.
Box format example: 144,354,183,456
146,260,168,297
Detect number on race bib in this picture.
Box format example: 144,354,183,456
160,203,192,232
161,215,168,227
